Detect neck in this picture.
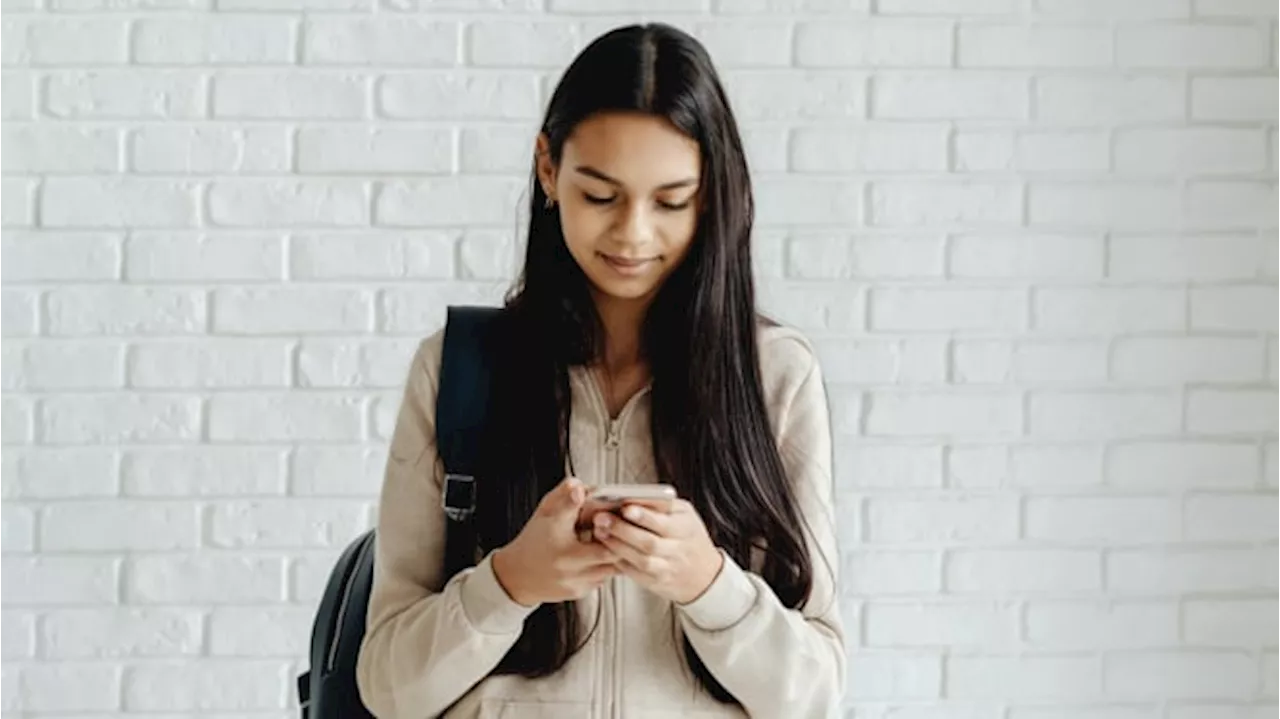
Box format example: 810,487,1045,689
592,293,646,373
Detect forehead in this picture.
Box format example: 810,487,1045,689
561,111,701,188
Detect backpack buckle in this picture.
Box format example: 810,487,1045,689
442,473,476,521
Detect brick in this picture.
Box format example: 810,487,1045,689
788,235,944,279
867,497,1018,543
220,0,369,7
43,608,202,658
797,20,950,67
3,556,118,605
3,504,34,552
130,339,290,388
1027,496,1179,543
11,340,124,389
46,70,204,119
726,72,867,120
298,126,452,173
1185,599,1278,647
52,0,211,6
127,232,284,281
460,126,531,173
1035,76,1184,124
1192,76,1278,120
305,17,456,66
879,0,1012,12
1186,181,1277,231
213,287,372,334
1026,600,1178,649
844,550,939,594
1114,337,1264,384
380,283,508,333
2,232,120,281
755,177,862,226
846,654,942,700
41,394,202,444
948,549,1100,592
870,181,1021,227
1110,235,1271,281
209,499,367,548
136,16,294,64
209,606,313,656
5,663,120,712
1030,182,1183,230
1169,708,1277,719
1194,0,1277,15
4,447,118,498
126,554,284,603
208,179,367,228
2,71,35,119
2,611,35,660
1108,547,1277,594
47,287,205,336
959,24,1112,67
376,177,524,226
291,445,387,496
293,232,454,279
1192,284,1280,332
832,445,942,488
2,17,129,65
1034,0,1188,16
124,447,285,497
132,126,291,174
1267,442,1278,489
1,289,38,337
469,20,575,67
866,392,1021,437
1186,493,1278,542
43,177,198,228
953,340,1108,384
124,660,288,711
2,397,34,445
865,601,1017,647
871,288,1024,332
1188,389,1277,435
1108,442,1258,489
1118,24,1267,68
379,72,538,119
1,178,33,227
792,125,947,172
1034,287,1183,333
549,0,705,10
459,230,518,280
815,337,946,384
873,73,1025,119
384,0,537,8
954,130,1110,172
951,234,1102,279
209,393,363,442
1010,445,1103,488
1030,391,1181,439
2,125,119,173
691,20,791,67
827,386,862,435
1105,651,1256,700
213,72,366,119
949,656,1100,699
1116,128,1267,175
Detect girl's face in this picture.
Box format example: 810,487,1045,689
538,112,702,307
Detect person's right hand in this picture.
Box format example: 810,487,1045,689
491,477,621,607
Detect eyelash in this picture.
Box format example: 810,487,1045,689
582,193,691,211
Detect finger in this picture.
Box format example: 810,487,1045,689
596,533,656,574
594,512,661,555
539,477,586,518
566,540,620,569
618,503,670,537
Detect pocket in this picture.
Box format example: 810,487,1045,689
477,699,595,719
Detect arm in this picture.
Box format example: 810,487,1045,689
675,342,846,718
355,334,537,719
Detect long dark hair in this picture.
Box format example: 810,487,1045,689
470,23,818,704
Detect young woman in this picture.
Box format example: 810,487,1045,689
355,23,844,719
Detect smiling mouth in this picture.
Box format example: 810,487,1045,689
598,252,656,268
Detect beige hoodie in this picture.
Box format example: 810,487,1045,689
355,322,845,718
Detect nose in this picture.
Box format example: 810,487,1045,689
614,200,655,249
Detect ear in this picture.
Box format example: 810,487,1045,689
535,133,557,201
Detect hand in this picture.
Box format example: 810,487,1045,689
592,499,724,605
492,477,622,607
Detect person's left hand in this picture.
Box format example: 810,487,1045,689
592,498,724,605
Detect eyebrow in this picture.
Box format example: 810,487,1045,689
573,165,699,191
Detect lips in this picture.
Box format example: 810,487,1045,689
598,252,656,276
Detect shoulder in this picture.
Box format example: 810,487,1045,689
755,319,823,420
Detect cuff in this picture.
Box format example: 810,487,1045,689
676,549,759,632
458,551,539,635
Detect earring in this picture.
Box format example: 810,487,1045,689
544,195,556,209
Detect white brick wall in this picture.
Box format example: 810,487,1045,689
0,1,1275,717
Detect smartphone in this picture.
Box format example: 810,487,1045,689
577,483,676,532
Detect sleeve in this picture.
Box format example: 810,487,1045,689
355,332,538,719
674,339,846,719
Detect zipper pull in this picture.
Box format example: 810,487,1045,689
604,421,620,449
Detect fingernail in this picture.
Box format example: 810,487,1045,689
595,525,610,538
595,514,612,527
623,506,641,521
571,487,584,503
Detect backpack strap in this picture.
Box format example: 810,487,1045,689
436,305,502,580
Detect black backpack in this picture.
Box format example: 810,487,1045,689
297,305,500,719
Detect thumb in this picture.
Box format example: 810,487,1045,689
544,476,586,516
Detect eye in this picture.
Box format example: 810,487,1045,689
657,199,693,211
583,192,616,205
